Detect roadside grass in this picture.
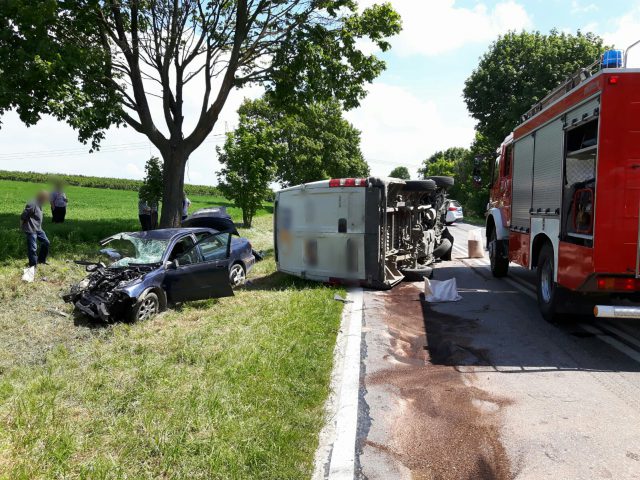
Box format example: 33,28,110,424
0,180,343,479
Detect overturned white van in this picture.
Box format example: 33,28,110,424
274,176,455,289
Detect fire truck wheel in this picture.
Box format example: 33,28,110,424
489,228,508,277
536,244,567,323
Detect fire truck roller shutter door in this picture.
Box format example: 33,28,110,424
532,118,564,215
512,135,535,231
566,97,600,127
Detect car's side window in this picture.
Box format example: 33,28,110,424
169,236,199,266
198,233,230,262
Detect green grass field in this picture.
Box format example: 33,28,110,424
0,179,343,479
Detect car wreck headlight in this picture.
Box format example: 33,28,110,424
77,278,90,289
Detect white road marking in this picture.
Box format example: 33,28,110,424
580,323,640,364
594,322,640,352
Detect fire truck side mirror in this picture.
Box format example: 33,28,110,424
473,155,485,187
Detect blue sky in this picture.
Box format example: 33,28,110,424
1,0,639,184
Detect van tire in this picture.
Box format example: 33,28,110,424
433,238,452,260
403,180,437,192
401,267,433,281
425,176,455,189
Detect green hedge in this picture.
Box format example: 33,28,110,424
0,170,221,196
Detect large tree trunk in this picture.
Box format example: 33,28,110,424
243,210,252,229
160,149,188,227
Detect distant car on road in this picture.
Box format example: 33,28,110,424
445,200,464,225
64,225,255,322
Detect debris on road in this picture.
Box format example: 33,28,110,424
424,277,461,303
46,308,70,318
333,293,353,303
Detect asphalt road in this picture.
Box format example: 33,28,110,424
357,222,640,480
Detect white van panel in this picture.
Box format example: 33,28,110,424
276,186,367,281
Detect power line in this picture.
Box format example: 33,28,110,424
0,135,226,162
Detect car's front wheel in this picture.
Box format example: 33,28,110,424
229,263,246,288
128,292,160,322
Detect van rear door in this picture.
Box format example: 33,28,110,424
275,181,368,283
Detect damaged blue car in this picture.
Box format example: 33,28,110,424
64,220,255,322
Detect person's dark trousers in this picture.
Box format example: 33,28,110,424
151,211,158,230
52,207,66,223
25,230,50,267
139,214,152,231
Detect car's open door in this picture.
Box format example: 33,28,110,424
164,233,234,302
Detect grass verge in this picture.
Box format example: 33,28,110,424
0,181,344,479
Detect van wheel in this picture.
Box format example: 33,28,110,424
489,228,508,277
425,176,455,189
401,267,433,281
403,180,437,192
536,244,566,323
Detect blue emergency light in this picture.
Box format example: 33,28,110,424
601,49,623,69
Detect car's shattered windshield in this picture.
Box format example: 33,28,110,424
102,234,169,267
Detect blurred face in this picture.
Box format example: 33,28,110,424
36,191,49,205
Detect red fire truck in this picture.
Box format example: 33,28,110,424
486,45,640,322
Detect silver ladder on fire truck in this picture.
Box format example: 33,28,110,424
486,40,640,322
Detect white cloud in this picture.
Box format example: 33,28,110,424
571,1,598,14
345,83,475,178
601,5,640,67
125,163,144,178
359,0,532,56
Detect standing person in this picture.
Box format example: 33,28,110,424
50,182,68,223
20,191,51,267
182,192,191,221
138,196,152,231
150,200,159,230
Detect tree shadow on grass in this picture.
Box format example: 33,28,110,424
245,270,337,292
72,311,112,330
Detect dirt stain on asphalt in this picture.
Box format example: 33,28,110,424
367,283,512,480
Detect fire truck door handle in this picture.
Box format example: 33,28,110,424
632,164,640,169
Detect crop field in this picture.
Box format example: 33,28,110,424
0,178,343,479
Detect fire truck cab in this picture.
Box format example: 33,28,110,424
487,45,640,321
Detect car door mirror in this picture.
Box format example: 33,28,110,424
164,260,178,270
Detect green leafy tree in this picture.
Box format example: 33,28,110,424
139,156,164,206
464,30,606,149
419,145,488,217
234,98,369,187
419,148,469,178
0,0,401,227
216,109,282,228
389,166,410,180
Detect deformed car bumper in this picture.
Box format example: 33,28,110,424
71,292,134,322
